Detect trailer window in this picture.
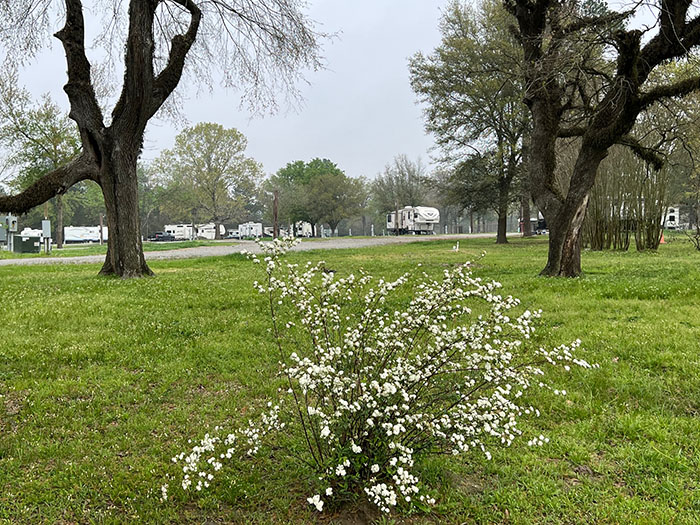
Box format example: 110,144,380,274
387,214,392,223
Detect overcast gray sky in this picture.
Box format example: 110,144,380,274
16,1,449,180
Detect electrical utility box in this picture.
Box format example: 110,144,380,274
42,220,52,239
13,235,41,254
3,214,18,232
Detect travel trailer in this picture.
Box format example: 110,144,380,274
293,221,313,237
386,206,440,235
195,223,226,240
239,222,263,238
64,226,109,243
164,224,195,240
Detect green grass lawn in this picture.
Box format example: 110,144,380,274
1,236,699,523
0,239,238,259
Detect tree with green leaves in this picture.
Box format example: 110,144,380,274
410,0,528,244
306,171,366,235
267,158,349,236
0,78,82,247
372,155,429,235
154,123,262,239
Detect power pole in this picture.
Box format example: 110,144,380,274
273,190,279,239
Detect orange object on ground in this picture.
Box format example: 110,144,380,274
660,232,666,244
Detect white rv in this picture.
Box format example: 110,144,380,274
164,224,195,240
239,222,263,238
64,226,109,243
386,206,440,235
293,221,313,237
195,223,226,240
665,205,687,230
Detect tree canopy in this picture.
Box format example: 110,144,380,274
266,158,364,236
153,122,262,238
410,0,528,243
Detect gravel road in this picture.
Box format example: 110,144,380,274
0,234,495,268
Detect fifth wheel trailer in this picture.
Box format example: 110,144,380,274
386,206,440,234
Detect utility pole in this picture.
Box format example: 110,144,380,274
273,190,279,239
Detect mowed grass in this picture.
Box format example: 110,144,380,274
0,240,238,259
1,236,699,524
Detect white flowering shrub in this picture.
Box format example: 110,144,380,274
162,237,596,513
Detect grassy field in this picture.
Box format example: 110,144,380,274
1,236,699,524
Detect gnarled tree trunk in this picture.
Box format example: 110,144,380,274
98,145,152,277
539,142,606,276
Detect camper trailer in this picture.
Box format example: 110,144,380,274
64,226,109,243
195,223,226,240
238,222,263,238
295,221,313,237
386,206,440,235
164,224,195,240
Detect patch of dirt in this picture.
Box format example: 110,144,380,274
323,500,380,525
4,394,22,416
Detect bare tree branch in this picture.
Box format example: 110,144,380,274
151,0,202,115
616,134,665,170
53,0,105,134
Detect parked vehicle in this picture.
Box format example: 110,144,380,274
238,222,263,238
386,206,440,235
64,226,108,243
164,224,194,240
149,232,176,242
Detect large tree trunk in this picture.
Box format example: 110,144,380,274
214,221,222,240
56,194,65,248
496,182,509,244
540,143,605,277
496,214,508,243
544,194,589,276
98,148,152,278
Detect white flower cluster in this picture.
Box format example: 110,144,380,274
162,404,284,501
163,246,596,515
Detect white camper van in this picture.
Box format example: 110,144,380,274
386,206,440,235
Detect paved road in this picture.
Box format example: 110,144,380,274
0,234,497,268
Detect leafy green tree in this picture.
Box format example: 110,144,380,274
372,155,429,235
410,0,527,243
154,123,263,239
0,78,82,247
306,171,365,234
267,158,349,236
